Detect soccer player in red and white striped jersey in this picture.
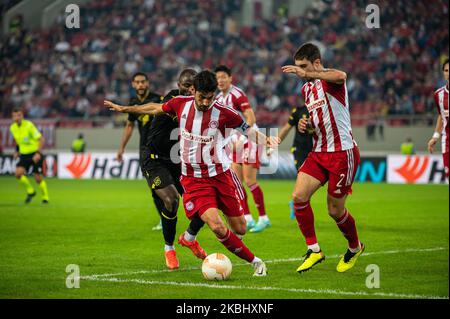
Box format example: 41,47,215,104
215,65,271,233
428,58,449,180
105,71,279,276
282,43,364,273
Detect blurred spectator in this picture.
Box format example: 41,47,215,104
400,137,416,155
71,133,86,153
0,0,448,128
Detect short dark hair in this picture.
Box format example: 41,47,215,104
179,68,197,85
12,107,23,113
193,70,218,93
214,65,232,76
443,58,449,70
294,43,322,63
132,72,148,81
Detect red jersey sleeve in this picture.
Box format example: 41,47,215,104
162,96,185,117
234,94,252,112
434,91,440,114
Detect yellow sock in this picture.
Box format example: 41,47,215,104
38,180,49,201
19,175,35,194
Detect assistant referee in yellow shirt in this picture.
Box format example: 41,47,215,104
10,108,50,204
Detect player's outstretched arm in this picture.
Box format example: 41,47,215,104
245,127,280,149
104,100,164,115
278,122,293,143
282,65,347,85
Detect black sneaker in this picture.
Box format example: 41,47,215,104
42,200,49,204
25,191,36,204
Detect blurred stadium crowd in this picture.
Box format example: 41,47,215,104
0,0,448,126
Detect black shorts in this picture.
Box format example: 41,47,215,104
141,158,183,194
17,152,44,174
292,148,310,171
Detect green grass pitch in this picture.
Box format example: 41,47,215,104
0,176,448,299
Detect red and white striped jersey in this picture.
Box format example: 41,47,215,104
434,84,449,154
215,85,252,114
162,96,250,178
301,79,356,152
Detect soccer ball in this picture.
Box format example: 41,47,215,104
202,253,232,280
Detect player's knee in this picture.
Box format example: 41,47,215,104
292,192,309,204
162,195,179,215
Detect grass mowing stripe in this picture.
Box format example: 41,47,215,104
81,246,447,279
83,277,448,299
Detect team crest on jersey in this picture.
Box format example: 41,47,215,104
186,201,194,211
209,120,218,129
153,176,161,187
316,80,323,91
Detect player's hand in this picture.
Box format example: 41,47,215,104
32,152,41,163
116,149,124,163
427,138,438,154
104,100,124,112
13,152,19,160
281,65,307,78
298,118,308,133
266,136,280,149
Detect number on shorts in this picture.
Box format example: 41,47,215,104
337,174,346,188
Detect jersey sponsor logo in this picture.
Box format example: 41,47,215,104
181,129,214,144
209,120,218,129
65,153,92,179
306,98,326,113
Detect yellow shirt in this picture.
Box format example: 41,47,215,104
10,120,42,155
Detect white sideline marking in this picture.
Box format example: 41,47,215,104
81,246,447,279
84,277,448,299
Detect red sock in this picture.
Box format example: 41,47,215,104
335,210,360,250
241,187,251,216
294,201,318,246
218,229,255,263
249,183,266,216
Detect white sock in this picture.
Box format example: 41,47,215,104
258,215,269,223
308,243,321,253
251,256,262,264
184,231,196,242
349,242,361,254
244,214,254,223
165,245,175,252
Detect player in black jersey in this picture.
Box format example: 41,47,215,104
117,70,207,269
116,72,165,230
278,105,313,219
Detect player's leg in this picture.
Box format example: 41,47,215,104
231,162,255,230
327,147,364,272
178,214,207,260
143,161,180,269
443,152,449,181
225,215,247,239
292,154,327,273
15,156,36,203
33,155,49,204
200,208,266,276
243,164,270,233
